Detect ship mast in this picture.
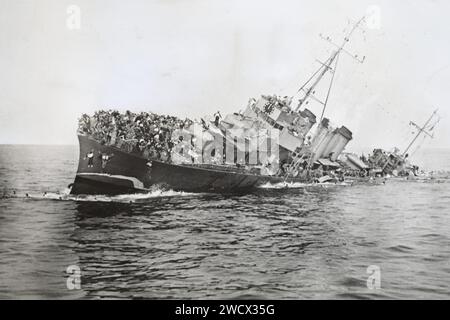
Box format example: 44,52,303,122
379,109,439,173
284,18,367,180
402,109,439,157
294,17,365,122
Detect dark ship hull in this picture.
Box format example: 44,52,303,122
70,135,299,195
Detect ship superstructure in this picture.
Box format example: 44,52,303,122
70,18,433,195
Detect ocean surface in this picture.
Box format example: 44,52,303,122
0,145,449,299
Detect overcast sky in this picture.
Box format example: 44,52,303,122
1,0,449,152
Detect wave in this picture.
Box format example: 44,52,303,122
258,181,351,189
2,187,197,203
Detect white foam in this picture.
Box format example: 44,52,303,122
258,181,350,189
18,187,196,203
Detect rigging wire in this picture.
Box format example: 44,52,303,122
409,134,428,158
319,52,340,123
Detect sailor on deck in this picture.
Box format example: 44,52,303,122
85,149,95,168
213,111,222,127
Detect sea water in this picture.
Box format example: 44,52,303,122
0,145,449,299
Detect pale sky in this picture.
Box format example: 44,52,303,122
1,0,449,152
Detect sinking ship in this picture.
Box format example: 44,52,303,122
71,102,354,195
69,18,432,195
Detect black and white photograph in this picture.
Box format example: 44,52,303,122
0,0,449,306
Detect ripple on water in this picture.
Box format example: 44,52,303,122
1,145,450,299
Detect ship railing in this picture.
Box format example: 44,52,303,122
185,163,251,173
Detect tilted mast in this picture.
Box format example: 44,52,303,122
402,109,439,157
379,109,439,173
282,18,367,180
294,17,366,122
